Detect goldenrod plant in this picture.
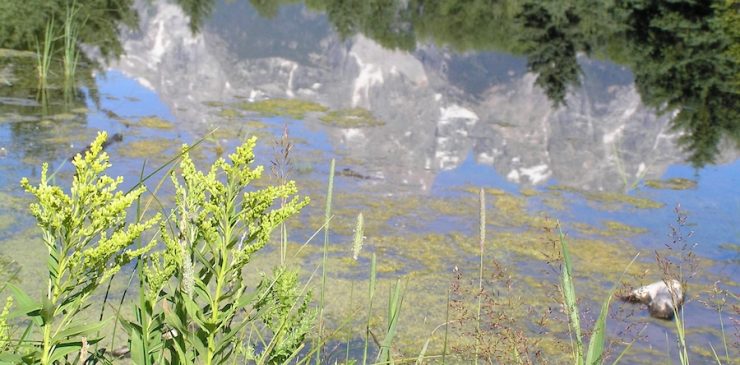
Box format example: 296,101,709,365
153,137,309,364
9,132,160,365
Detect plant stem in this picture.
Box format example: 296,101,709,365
475,188,485,364
317,158,335,364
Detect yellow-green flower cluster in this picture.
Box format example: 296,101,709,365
21,131,160,300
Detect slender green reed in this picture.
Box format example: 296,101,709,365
378,279,405,364
316,158,335,364
345,282,355,364
475,188,485,364
442,287,450,365
363,253,377,365
558,225,584,364
35,18,55,90
673,307,690,365
62,2,82,82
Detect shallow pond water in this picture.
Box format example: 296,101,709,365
0,0,738,363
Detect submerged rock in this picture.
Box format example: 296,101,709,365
620,279,684,320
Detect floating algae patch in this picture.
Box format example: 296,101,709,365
373,233,468,272
542,192,566,210
644,177,697,190
305,192,425,236
463,230,650,281
49,112,77,121
70,107,89,114
118,138,178,159
0,191,30,212
603,220,648,235
574,220,647,237
202,100,224,107
319,107,385,128
236,98,327,119
548,185,664,210
217,108,241,119
244,120,267,129
719,242,740,253
138,116,175,130
0,213,14,232
0,253,21,285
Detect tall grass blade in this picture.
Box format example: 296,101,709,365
35,17,55,90
317,158,335,364
345,282,354,365
363,253,377,365
63,1,83,82
585,254,639,365
558,224,584,365
475,188,485,364
674,308,690,365
709,343,723,365
442,287,450,365
717,309,729,364
378,279,405,364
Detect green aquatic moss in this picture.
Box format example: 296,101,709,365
50,112,76,121
603,220,648,235
719,242,740,253
138,116,175,130
218,108,241,118
574,220,647,237
644,178,697,190
203,100,224,107
70,107,88,114
236,98,328,119
549,185,664,209
0,213,14,231
118,138,177,159
319,107,385,128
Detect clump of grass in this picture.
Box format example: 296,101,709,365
62,2,83,83
35,17,56,90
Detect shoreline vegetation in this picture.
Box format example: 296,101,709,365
0,133,736,364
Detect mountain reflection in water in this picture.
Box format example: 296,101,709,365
108,0,738,191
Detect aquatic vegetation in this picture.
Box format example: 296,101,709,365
34,18,55,89
118,138,178,159
1,132,736,364
644,178,697,190
549,185,664,210
62,3,82,82
217,108,241,118
236,98,328,119
574,220,647,237
137,116,175,130
319,107,385,128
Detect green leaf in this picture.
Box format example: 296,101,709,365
558,225,584,365
48,340,86,364
585,294,610,365
52,320,108,343
7,284,42,326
